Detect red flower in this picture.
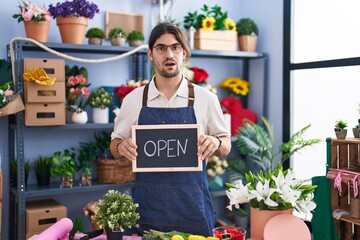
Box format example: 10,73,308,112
190,67,208,83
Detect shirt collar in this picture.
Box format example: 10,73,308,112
147,75,188,101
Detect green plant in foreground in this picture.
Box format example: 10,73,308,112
335,119,347,129
32,155,52,174
127,30,144,41
50,149,77,177
85,27,105,39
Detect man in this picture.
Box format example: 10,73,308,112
110,22,231,236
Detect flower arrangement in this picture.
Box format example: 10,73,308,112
88,88,113,109
65,65,90,111
13,1,51,23
0,82,15,108
92,190,140,231
114,79,149,102
183,64,217,94
206,155,228,177
226,117,321,218
220,77,249,96
48,0,99,19
183,4,236,31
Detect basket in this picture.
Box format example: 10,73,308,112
96,158,135,184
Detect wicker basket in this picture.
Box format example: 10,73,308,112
96,159,135,184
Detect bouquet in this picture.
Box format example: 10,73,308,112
13,1,51,23
114,79,149,102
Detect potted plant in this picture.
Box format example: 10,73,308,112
50,149,77,188
88,88,113,124
92,190,140,239
335,119,348,139
109,27,128,46
85,27,105,45
127,30,145,47
48,0,100,44
13,1,51,42
10,159,30,187
32,155,52,186
77,141,96,186
236,18,259,52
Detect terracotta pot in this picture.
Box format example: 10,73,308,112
56,16,88,44
238,35,258,52
23,20,50,42
250,207,292,240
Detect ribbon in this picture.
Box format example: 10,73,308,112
334,172,342,195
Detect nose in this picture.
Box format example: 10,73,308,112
164,46,175,57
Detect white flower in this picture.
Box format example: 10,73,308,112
280,185,301,207
250,179,278,207
226,181,255,211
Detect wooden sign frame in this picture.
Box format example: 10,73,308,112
132,124,202,172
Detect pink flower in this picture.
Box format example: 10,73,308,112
82,87,90,97
4,90,14,97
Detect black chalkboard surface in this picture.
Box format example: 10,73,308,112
132,124,202,172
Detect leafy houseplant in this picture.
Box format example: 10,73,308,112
32,155,52,186
226,117,320,216
335,119,348,139
92,190,140,233
50,149,77,188
236,18,259,52
85,27,105,45
88,88,113,124
48,0,100,44
127,30,145,47
109,28,128,46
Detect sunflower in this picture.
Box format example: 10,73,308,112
220,77,249,96
224,18,236,31
202,16,215,31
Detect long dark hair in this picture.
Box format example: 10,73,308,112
148,22,191,62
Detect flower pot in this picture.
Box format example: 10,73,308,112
71,110,88,124
335,128,347,139
238,35,258,52
80,174,92,186
105,227,124,240
250,207,292,240
88,37,102,45
111,37,126,46
36,172,50,186
66,105,77,123
129,40,143,47
23,20,50,42
60,176,73,188
353,127,360,138
92,107,109,124
56,16,88,44
208,175,224,191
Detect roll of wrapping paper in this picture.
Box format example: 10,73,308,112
33,217,73,240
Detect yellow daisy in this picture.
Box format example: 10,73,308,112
202,16,215,31
224,18,236,31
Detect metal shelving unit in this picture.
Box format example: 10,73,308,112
4,40,267,239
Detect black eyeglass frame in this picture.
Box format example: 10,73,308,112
153,43,183,54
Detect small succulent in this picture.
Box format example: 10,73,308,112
109,27,128,39
127,30,145,41
335,119,348,129
236,18,259,36
85,28,105,39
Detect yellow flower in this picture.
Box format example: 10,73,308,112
202,16,215,31
220,77,249,96
224,18,236,31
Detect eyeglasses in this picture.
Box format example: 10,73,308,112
153,44,182,54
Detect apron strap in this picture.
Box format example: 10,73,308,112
142,79,195,107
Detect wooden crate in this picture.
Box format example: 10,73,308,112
194,29,237,51
326,138,360,239
105,11,144,39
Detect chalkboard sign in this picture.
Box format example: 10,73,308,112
132,124,202,172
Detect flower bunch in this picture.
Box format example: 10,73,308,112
13,1,51,23
183,64,217,94
220,77,249,96
183,4,236,31
206,155,228,177
114,79,149,102
0,82,15,108
66,74,90,110
48,0,99,19
226,164,317,218
92,190,140,231
88,88,113,108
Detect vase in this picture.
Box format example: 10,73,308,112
36,172,50,186
71,110,88,124
238,35,258,52
60,176,73,188
208,175,224,191
79,174,92,186
66,105,77,123
23,20,50,42
56,16,88,44
105,227,124,240
250,207,292,240
92,107,109,124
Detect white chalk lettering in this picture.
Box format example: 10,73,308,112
143,139,189,157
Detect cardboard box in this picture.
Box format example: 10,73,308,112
194,29,237,51
25,102,66,126
24,82,65,103
24,58,65,81
105,11,144,39
26,199,67,234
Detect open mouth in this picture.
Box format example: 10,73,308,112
164,61,176,67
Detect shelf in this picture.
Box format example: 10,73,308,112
10,123,114,130
191,49,266,59
339,214,360,226
11,181,134,198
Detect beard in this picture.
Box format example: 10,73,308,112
158,67,181,78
